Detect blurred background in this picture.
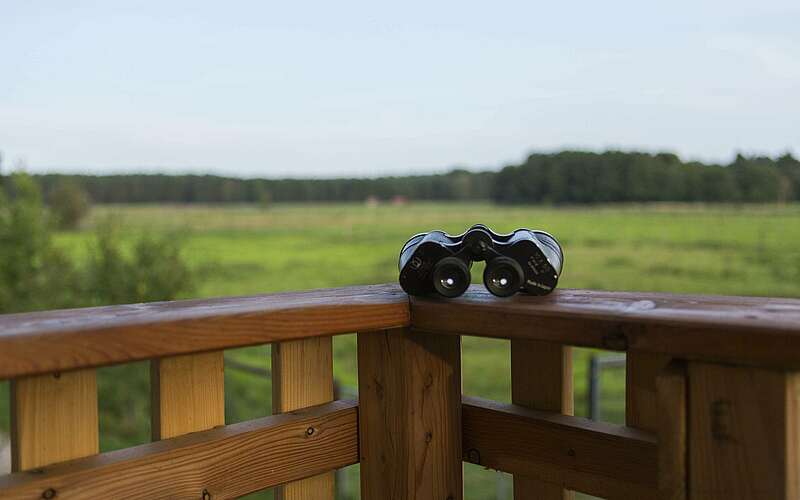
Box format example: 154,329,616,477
1,1,799,498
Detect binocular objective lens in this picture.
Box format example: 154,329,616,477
432,257,471,298
484,257,524,297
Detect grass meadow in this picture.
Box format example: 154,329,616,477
3,202,800,498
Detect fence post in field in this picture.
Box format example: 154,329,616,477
357,327,462,500
511,339,574,500
272,336,335,500
10,369,99,471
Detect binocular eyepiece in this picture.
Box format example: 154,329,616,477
398,224,563,298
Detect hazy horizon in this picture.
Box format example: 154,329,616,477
4,145,797,181
2,1,798,178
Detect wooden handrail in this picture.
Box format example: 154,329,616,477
0,284,408,379
412,286,800,368
5,284,800,378
2,284,800,499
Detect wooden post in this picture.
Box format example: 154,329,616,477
688,362,800,499
151,351,225,440
656,361,687,500
10,369,99,471
511,339,573,500
272,336,335,500
358,328,462,500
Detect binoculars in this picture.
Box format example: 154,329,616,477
398,224,563,298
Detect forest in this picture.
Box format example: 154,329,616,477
28,151,800,204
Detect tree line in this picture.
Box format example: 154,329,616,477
27,151,800,204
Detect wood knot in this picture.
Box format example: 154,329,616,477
201,489,212,500
41,488,57,500
711,400,735,442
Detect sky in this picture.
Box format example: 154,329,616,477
1,1,798,178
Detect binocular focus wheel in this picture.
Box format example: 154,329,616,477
483,257,524,297
432,257,471,298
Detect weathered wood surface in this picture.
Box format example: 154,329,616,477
656,361,687,500
462,396,657,499
272,337,335,500
412,286,800,367
688,363,800,499
0,400,359,500
511,339,574,500
626,352,672,433
151,351,226,440
0,284,408,379
10,369,99,471
358,328,462,500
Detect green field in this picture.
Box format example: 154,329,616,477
4,202,800,498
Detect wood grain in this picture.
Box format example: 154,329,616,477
462,396,657,499
626,352,671,433
151,351,225,440
272,337,335,500
411,286,800,368
656,361,686,500
0,400,358,500
688,362,800,499
358,328,462,500
0,284,408,379
510,339,573,500
10,369,99,471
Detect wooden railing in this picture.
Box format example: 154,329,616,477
1,283,799,499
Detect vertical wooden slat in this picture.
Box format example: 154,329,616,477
625,352,671,500
656,360,687,500
10,369,98,471
358,328,462,500
511,339,573,500
151,351,225,440
688,362,800,499
626,351,672,433
272,336,334,500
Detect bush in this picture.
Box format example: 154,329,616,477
48,179,91,229
0,174,78,312
0,174,194,313
84,221,193,305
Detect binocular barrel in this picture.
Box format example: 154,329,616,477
398,224,563,298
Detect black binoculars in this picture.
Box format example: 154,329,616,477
398,224,563,298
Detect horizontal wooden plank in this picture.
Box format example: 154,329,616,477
412,286,800,368
462,396,657,499
0,400,358,500
0,284,408,379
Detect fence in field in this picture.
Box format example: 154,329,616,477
1,283,799,499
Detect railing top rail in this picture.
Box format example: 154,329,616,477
0,284,408,379
412,286,800,368
3,283,800,379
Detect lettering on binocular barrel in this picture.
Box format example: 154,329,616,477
527,279,553,291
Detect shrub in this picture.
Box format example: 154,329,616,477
0,173,78,312
48,179,91,230
0,174,195,313
83,220,193,305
